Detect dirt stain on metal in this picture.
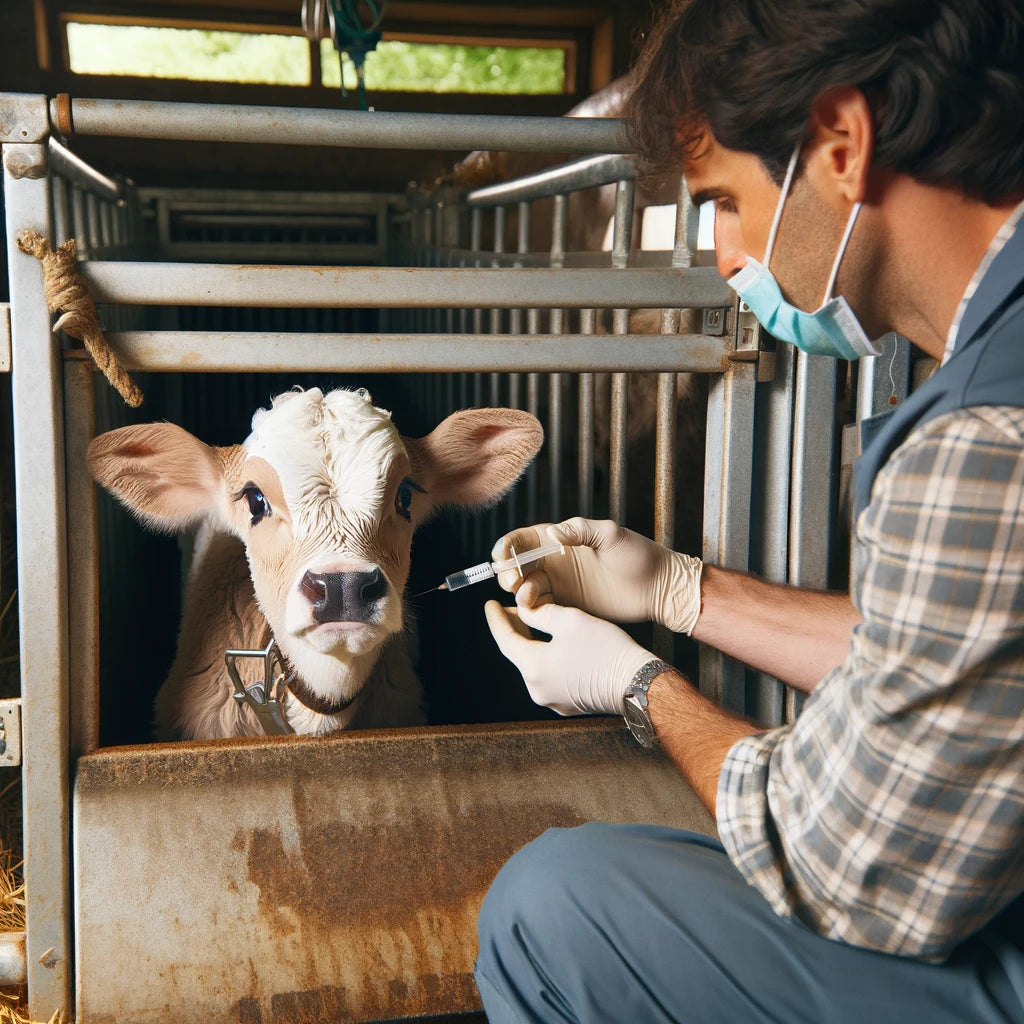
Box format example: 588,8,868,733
242,780,583,932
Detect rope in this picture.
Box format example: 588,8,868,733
15,231,143,408
329,0,384,111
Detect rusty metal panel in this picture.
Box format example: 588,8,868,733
74,720,715,1024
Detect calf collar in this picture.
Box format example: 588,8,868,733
224,638,359,736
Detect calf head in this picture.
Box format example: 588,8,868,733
88,387,543,721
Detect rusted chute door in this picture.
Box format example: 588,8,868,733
74,720,714,1022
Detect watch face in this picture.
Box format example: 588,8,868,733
623,698,655,748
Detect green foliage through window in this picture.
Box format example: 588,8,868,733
65,23,567,95
66,24,311,85
320,40,566,94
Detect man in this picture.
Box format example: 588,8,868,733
475,0,1024,1020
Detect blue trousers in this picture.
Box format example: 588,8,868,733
475,823,1024,1023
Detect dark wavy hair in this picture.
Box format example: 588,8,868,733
626,0,1024,202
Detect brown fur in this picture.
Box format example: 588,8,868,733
88,391,542,740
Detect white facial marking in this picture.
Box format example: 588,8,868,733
244,388,405,550
241,388,411,680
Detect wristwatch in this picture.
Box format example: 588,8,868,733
622,659,672,748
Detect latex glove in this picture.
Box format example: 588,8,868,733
492,518,703,635
484,596,656,716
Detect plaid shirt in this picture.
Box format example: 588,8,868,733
718,405,1024,961
717,204,1024,963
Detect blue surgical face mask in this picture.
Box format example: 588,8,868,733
727,143,881,361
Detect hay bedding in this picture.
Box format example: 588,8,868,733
0,831,58,1024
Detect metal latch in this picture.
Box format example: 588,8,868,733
225,640,295,736
0,699,22,767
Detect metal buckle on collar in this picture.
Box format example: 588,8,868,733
225,639,295,736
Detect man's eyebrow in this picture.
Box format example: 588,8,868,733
690,188,725,207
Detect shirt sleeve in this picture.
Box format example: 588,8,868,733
715,405,1024,962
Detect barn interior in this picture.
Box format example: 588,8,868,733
0,2,894,1019
1,0,706,747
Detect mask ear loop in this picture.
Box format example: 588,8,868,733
823,201,863,304
886,335,900,406
763,142,802,269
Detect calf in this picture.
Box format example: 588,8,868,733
88,387,543,740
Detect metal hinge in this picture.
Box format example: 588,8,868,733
0,699,22,767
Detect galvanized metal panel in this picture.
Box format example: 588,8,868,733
75,721,716,1023
3,141,73,1018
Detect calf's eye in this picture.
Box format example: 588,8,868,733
236,483,271,526
395,477,423,522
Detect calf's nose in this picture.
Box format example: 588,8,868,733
301,568,388,624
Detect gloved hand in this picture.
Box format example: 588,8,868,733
492,518,703,634
484,595,657,716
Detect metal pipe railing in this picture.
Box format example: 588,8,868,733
48,138,122,203
467,154,634,208
55,97,630,154
92,331,733,374
80,262,734,310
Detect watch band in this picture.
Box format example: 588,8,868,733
627,659,673,705
622,658,672,748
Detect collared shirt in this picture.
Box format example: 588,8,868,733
716,206,1024,963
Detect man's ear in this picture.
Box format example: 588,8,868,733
87,422,239,533
807,86,875,205
403,408,543,513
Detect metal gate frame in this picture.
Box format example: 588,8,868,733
0,92,905,1019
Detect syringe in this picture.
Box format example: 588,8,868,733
423,541,566,594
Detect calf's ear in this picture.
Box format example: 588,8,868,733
87,423,239,533
405,408,543,510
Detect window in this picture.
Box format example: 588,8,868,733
320,39,568,94
66,23,311,86
64,20,571,95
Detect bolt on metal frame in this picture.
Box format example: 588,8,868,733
2,93,855,1019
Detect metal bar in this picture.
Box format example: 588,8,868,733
548,195,567,524
790,352,838,587
699,359,757,715
675,176,700,267
70,183,85,250
64,361,100,759
507,200,529,526
526,373,540,522
3,141,73,1018
60,98,630,153
468,154,635,207
578,308,597,520
787,350,839,721
90,332,732,374
608,178,635,526
46,138,122,202
81,263,732,311
654,372,677,550
489,206,506,337
748,340,796,727
51,175,69,246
